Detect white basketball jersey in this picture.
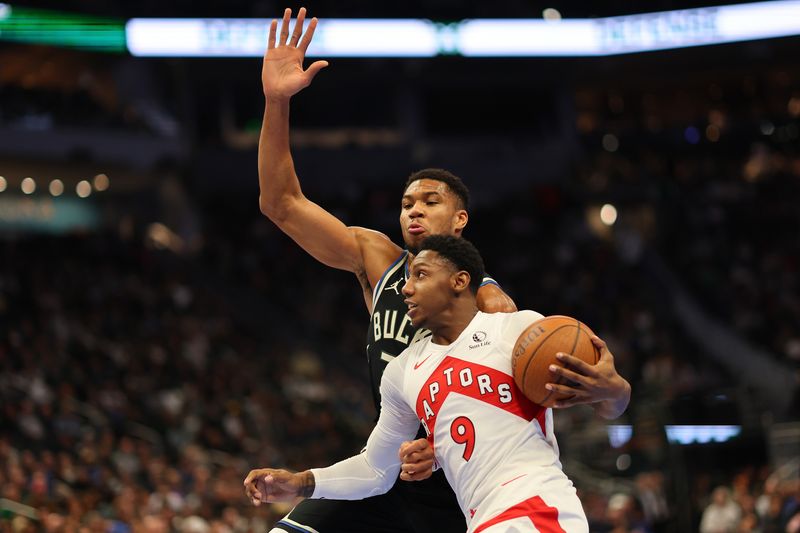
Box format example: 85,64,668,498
312,310,588,532
392,310,584,530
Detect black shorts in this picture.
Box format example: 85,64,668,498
274,469,466,533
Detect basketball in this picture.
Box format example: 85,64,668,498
512,315,600,407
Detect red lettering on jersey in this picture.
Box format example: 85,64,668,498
415,356,545,450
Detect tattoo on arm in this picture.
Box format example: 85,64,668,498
297,470,315,498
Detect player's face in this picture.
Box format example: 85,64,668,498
399,179,468,252
402,250,456,329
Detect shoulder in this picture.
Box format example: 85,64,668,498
490,310,545,339
476,282,517,313
350,227,399,251
382,345,416,388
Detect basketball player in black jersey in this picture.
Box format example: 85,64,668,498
253,8,631,532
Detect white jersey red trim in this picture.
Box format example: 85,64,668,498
312,311,588,533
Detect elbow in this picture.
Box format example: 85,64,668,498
259,195,290,224
374,471,397,497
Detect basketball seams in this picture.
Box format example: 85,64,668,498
521,322,576,405
513,316,600,407
538,318,581,406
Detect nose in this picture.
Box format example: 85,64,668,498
407,201,424,218
402,278,414,296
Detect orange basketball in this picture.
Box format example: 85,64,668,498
512,315,600,407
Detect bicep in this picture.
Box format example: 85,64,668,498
366,360,420,466
273,195,364,272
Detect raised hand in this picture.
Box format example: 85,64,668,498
545,336,631,419
262,7,329,100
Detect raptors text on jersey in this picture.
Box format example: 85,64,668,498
314,310,589,532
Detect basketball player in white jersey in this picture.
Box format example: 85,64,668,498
245,236,626,532
256,8,631,532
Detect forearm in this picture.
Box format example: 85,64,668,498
310,452,398,500
258,97,302,219
311,362,420,499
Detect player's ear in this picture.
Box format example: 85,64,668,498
451,270,471,294
453,210,468,235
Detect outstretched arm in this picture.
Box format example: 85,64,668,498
546,336,631,419
259,8,381,274
243,358,420,504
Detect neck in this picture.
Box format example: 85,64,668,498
429,302,479,345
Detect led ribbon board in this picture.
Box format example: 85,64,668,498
0,4,125,51
125,0,800,57
126,18,439,57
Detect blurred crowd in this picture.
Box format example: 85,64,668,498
2,30,799,533
2,178,797,531
0,234,375,532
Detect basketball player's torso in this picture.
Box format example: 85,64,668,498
367,252,432,409
399,311,566,526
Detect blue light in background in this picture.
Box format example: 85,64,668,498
685,126,701,144
607,425,742,447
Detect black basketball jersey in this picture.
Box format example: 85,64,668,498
366,251,499,411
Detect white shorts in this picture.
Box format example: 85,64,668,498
470,495,588,533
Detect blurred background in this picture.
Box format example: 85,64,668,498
1,1,799,532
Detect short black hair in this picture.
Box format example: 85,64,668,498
418,235,485,294
404,168,470,211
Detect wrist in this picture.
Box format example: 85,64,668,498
265,94,292,107
297,470,316,498
596,379,631,419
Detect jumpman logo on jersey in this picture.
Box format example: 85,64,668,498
384,280,402,294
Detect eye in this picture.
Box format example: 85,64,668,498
426,201,438,206
402,203,412,210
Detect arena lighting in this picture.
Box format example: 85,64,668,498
76,180,91,198
600,204,618,226
607,425,742,448
542,8,562,21
93,173,110,191
0,176,6,192
49,179,64,197
0,4,125,51
21,177,35,194
126,18,438,57
126,1,800,57
459,0,800,56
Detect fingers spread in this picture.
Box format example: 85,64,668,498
267,19,278,49
289,7,306,46
279,8,291,44
298,17,319,52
